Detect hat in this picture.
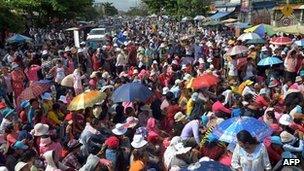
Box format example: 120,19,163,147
171,60,178,65
150,71,156,77
279,114,292,126
124,116,139,128
64,46,71,52
80,41,86,45
244,80,254,86
295,76,302,82
270,123,283,134
14,161,28,171
33,123,49,136
261,47,267,52
131,134,148,148
58,95,68,104
100,85,114,92
17,130,32,141
271,136,283,146
2,108,15,118
259,88,268,95
174,112,186,122
39,137,52,147
191,92,199,101
248,45,255,49
133,69,139,74
198,58,204,64
152,60,158,64
13,141,28,150
20,100,30,108
147,131,159,143
140,105,151,112
281,51,286,55
207,58,212,63
183,74,192,81
90,71,100,78
41,92,52,101
160,43,166,48
181,65,187,70
280,131,295,143
174,143,191,155
112,123,127,136
162,87,170,95
0,167,8,171
0,102,6,110
102,72,110,79
105,136,120,149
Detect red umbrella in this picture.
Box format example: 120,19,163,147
270,36,292,45
17,82,50,105
192,74,219,89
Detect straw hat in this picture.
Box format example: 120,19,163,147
112,123,127,136
14,162,28,171
280,131,295,143
131,134,148,149
174,112,186,122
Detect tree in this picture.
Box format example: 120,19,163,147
102,2,119,16
126,3,149,16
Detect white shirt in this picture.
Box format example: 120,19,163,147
242,86,257,97
228,59,238,76
232,143,271,171
116,53,127,67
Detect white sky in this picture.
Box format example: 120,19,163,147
95,0,138,11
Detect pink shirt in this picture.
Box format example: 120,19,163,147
25,65,41,82
255,95,269,107
212,101,231,114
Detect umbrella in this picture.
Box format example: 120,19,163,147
226,45,248,56
237,33,261,41
258,56,283,67
212,116,272,143
181,161,231,171
244,24,277,37
246,39,266,45
194,15,205,21
270,36,292,45
294,39,304,47
274,25,304,34
6,34,32,44
17,82,50,104
61,74,74,88
191,74,219,89
112,82,152,102
68,90,106,111
181,17,192,22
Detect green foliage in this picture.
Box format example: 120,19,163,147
95,2,118,17
126,3,149,16
143,0,211,18
0,0,25,33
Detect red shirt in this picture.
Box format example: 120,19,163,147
91,54,101,71
255,95,269,108
212,101,231,114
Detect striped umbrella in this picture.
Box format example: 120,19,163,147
17,82,50,105
237,33,261,41
270,36,292,45
212,116,272,143
226,45,248,56
68,90,106,111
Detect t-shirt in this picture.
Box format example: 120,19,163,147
129,160,144,171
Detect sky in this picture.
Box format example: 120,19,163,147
95,0,139,11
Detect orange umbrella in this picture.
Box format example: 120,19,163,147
191,74,219,89
68,90,106,111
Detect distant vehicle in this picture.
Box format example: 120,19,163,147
87,28,107,40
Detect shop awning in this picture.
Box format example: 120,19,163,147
210,11,231,20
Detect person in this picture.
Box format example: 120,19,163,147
43,150,69,171
129,147,148,171
280,131,304,159
212,95,231,118
232,130,271,171
11,63,26,101
169,143,192,169
62,139,82,170
180,117,203,147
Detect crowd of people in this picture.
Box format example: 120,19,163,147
0,16,303,171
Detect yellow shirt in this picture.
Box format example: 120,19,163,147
42,101,53,114
186,99,194,116
47,111,63,125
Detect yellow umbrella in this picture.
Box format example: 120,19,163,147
61,74,74,88
68,90,107,111
274,25,304,34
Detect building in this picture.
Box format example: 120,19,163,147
272,4,304,26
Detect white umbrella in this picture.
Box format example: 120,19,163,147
237,33,262,41
194,15,205,21
181,17,192,22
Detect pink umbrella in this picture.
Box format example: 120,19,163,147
226,45,248,56
270,36,292,45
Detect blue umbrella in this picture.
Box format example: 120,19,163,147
6,34,32,44
246,39,266,45
112,82,152,102
212,116,272,143
181,161,232,171
257,56,283,67
294,39,304,47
